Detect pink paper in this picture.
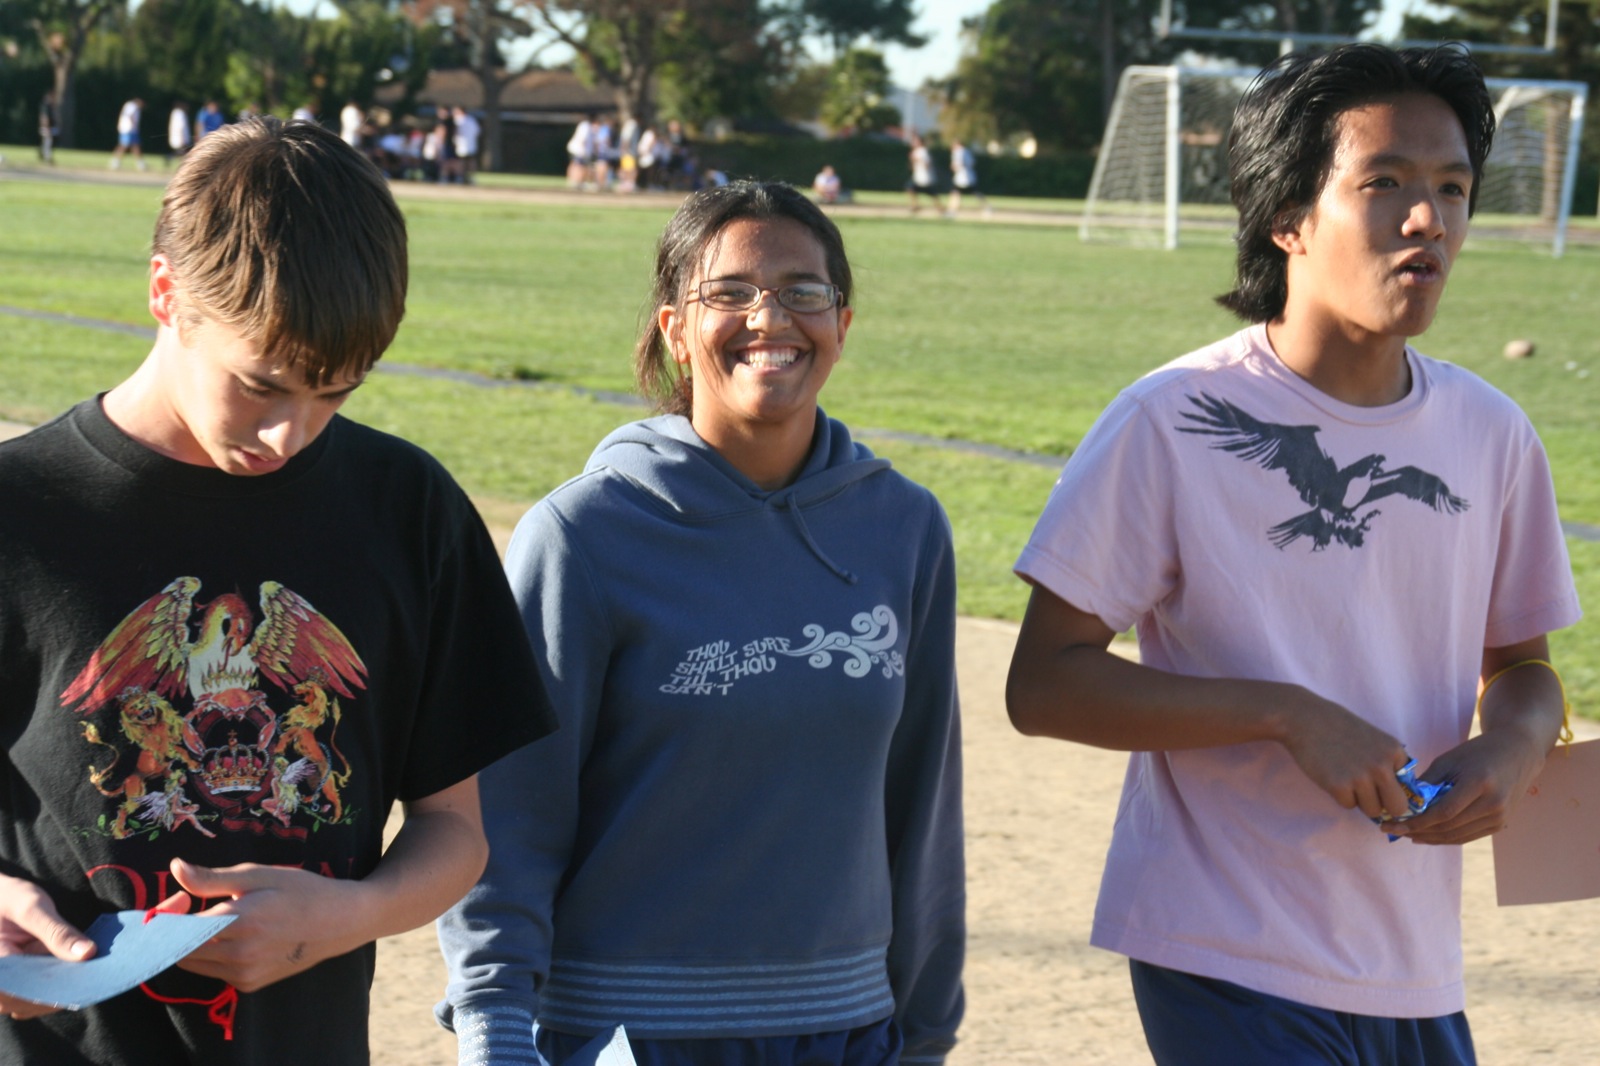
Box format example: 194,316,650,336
1493,738,1600,906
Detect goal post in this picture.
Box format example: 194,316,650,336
1080,65,1589,257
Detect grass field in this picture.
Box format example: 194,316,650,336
2,157,1598,715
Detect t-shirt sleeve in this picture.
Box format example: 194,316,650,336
1014,393,1181,633
1483,423,1583,648
399,495,557,802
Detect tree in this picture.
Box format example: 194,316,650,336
819,46,898,134
655,0,784,128
938,0,1386,153
131,0,234,110
1401,0,1600,221
794,0,924,53
529,0,768,128
405,1,548,170
938,0,1161,152
24,0,126,147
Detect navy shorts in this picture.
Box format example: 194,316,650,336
536,1017,902,1066
1130,960,1476,1066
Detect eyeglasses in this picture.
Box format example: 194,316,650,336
689,280,841,314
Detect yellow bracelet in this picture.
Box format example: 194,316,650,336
1476,658,1574,751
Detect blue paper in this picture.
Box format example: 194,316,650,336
0,910,236,1010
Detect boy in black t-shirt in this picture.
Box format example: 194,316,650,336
0,117,555,1063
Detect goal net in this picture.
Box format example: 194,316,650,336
1081,65,1589,257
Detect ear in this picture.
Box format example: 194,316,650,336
835,305,853,352
658,303,688,366
1270,207,1308,256
148,254,181,329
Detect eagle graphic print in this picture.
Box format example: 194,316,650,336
1177,393,1469,551
60,576,369,842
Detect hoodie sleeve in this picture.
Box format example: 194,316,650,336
435,499,610,1064
884,499,966,1065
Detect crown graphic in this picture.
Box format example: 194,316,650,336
199,731,269,793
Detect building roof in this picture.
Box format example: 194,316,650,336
377,67,617,119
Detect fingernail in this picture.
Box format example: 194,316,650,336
70,940,93,959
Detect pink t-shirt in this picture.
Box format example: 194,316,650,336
1016,324,1581,1017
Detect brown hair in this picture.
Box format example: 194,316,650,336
153,116,408,384
634,181,852,416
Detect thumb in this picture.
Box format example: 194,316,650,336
168,857,254,903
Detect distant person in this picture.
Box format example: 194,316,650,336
566,113,596,189
635,124,661,189
813,163,843,204
592,116,614,189
435,109,460,184
194,100,225,142
37,91,58,164
340,99,364,148
451,106,480,184
1007,43,1579,1066
0,116,555,1064
236,102,259,123
109,97,146,170
166,101,192,166
291,103,316,125
947,140,990,217
438,179,965,1066
906,134,942,215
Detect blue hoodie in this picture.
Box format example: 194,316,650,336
437,411,965,1064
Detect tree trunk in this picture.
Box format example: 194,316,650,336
481,71,508,172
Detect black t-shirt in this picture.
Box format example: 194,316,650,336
0,399,556,1065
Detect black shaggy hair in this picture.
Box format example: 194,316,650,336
1218,43,1495,323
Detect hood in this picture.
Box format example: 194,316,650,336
584,409,891,583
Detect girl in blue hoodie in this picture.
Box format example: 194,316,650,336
438,181,965,1066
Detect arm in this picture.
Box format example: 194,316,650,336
885,510,965,1066
1384,635,1566,845
0,872,98,1019
435,503,604,1061
168,776,487,992
1006,583,1417,820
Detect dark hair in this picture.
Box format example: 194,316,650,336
635,181,853,415
1219,43,1495,323
153,116,408,384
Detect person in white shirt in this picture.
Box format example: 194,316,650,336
166,101,192,167
110,98,146,170
947,140,989,217
812,164,843,204
566,114,596,189
905,134,942,215
452,107,481,183
340,101,365,149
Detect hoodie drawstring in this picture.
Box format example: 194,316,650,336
781,496,858,584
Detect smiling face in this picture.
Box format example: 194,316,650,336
660,217,852,459
1276,92,1473,346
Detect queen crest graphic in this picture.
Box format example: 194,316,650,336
61,577,368,841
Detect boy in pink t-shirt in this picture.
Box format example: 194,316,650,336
1009,44,1580,1065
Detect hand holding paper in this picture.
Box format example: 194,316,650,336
0,872,99,1020
0,905,235,1013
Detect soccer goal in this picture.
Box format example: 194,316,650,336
1080,64,1589,257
